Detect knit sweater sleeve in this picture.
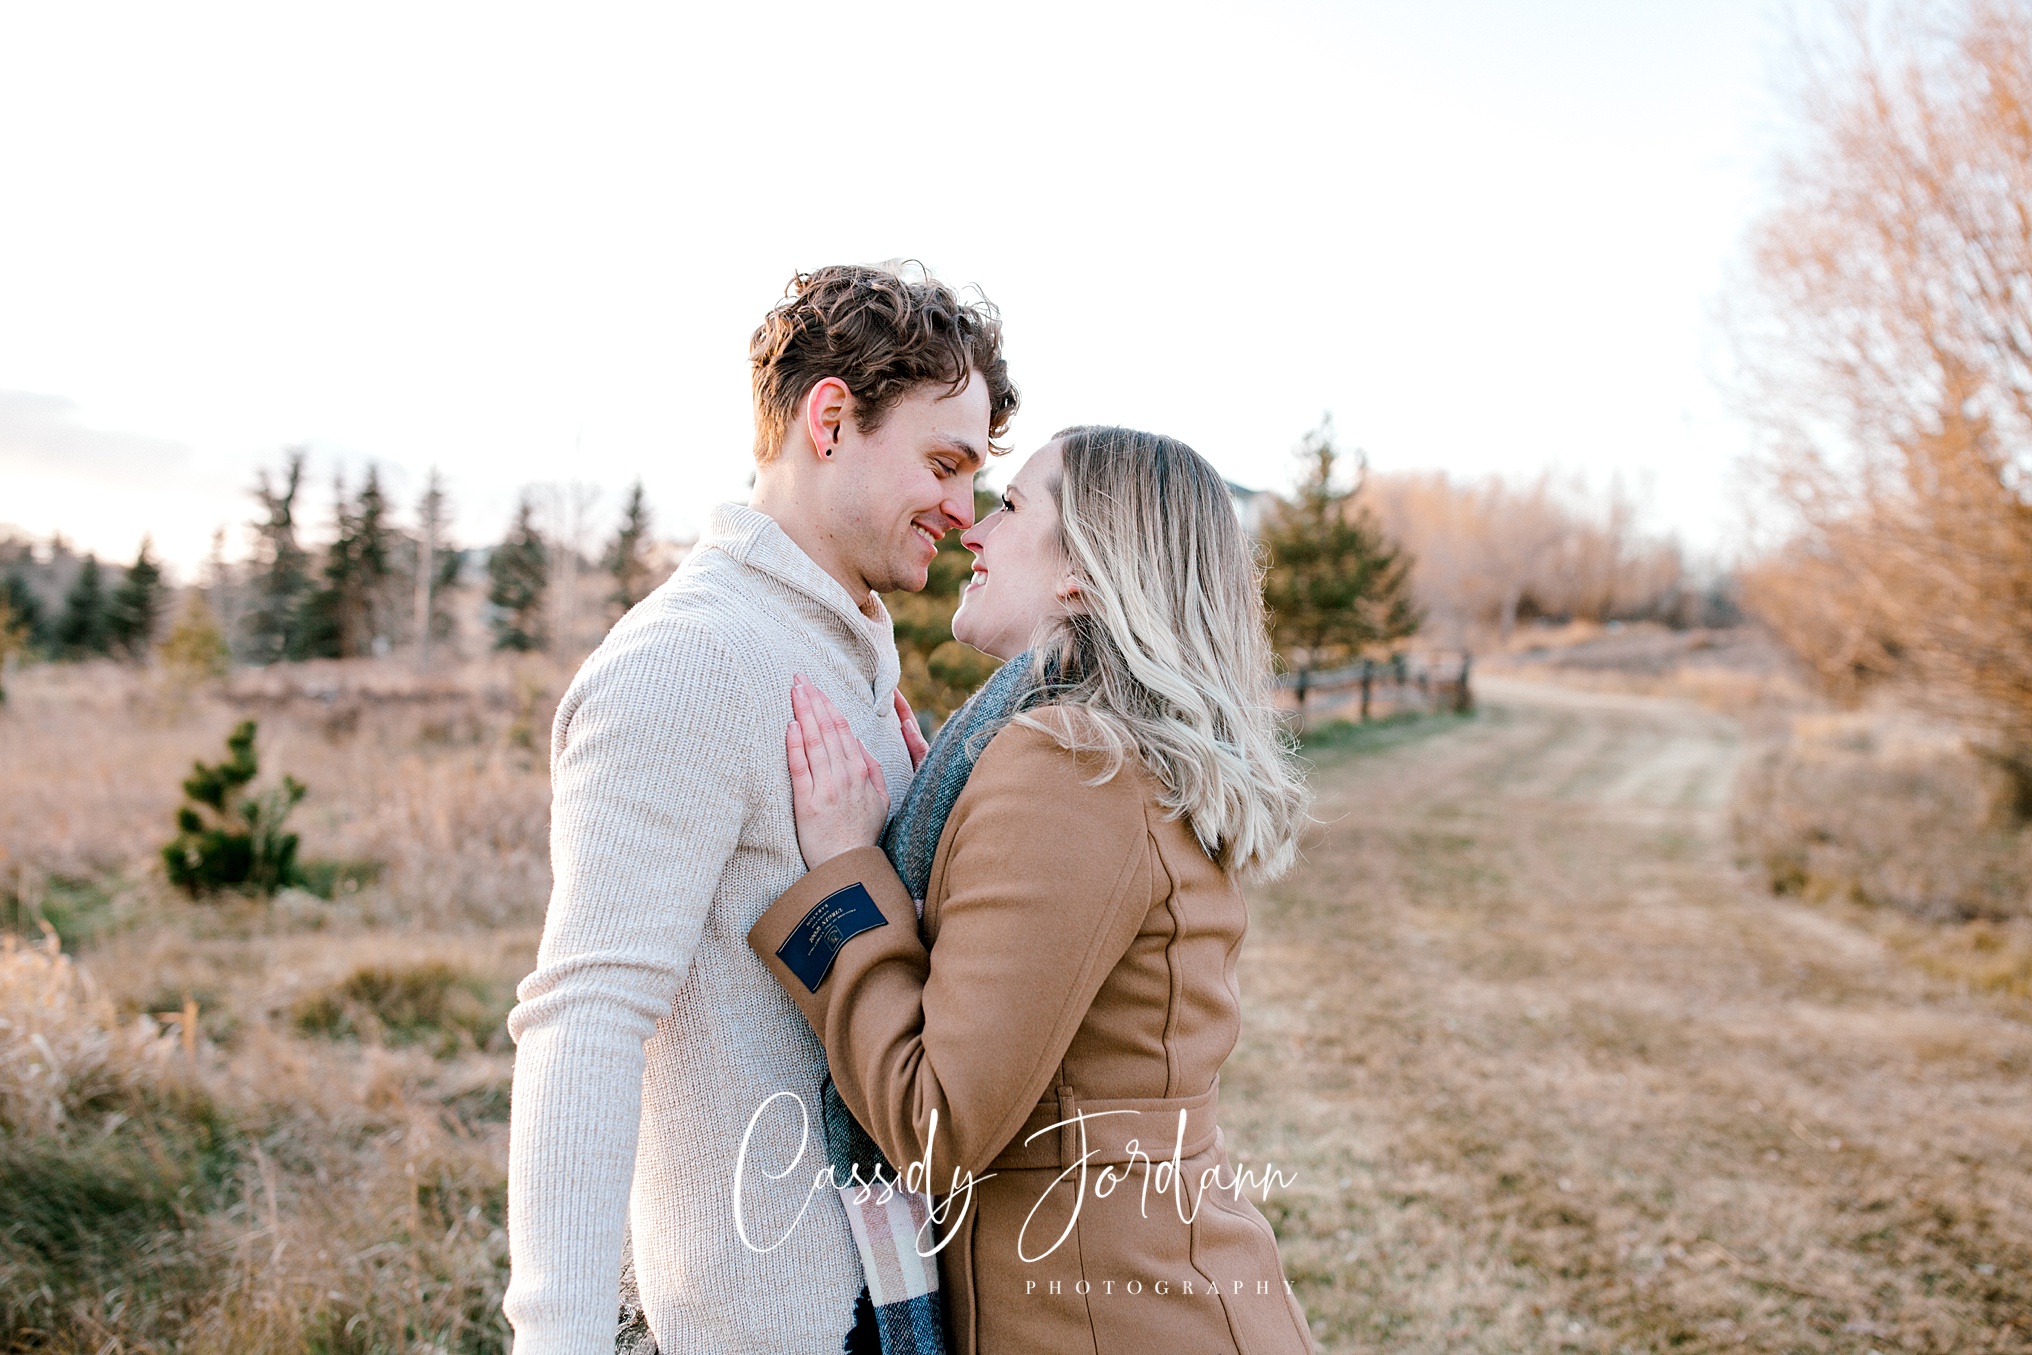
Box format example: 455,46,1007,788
504,617,761,1355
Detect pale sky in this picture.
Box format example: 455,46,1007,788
0,0,1788,577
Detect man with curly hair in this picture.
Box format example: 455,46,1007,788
505,264,1018,1355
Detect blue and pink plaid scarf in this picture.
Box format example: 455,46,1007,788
829,651,1036,1355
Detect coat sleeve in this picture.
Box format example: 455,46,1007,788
747,719,1154,1182
504,619,761,1355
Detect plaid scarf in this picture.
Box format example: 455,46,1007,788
827,651,1036,1355
882,651,1036,910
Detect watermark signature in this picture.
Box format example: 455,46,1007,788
732,1092,1297,1261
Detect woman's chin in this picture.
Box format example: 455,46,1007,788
950,618,1008,664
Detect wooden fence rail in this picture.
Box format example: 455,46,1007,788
1275,652,1474,721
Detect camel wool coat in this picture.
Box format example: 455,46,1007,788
748,710,1313,1355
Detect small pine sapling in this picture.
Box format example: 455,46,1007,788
162,720,307,897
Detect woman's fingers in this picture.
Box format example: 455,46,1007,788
785,676,891,869
789,680,825,777
791,678,842,794
793,676,888,804
808,684,889,812
808,685,858,792
786,716,813,797
859,740,890,808
894,689,930,770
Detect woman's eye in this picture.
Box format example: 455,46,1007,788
1000,494,1015,513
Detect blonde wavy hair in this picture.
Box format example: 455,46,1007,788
1013,425,1310,880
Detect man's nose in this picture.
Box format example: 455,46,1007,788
945,488,976,532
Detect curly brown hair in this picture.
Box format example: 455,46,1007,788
748,262,1019,465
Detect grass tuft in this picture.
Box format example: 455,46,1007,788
296,858,386,901
1,874,125,949
294,961,512,1058
0,935,237,1349
1734,709,2032,922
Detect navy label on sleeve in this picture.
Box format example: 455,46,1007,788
776,882,887,994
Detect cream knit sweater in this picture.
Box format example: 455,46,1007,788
505,502,915,1355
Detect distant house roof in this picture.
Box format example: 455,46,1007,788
1226,480,1276,535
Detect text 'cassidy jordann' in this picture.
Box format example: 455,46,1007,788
732,1090,1298,1261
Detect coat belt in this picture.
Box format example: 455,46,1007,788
988,1080,1220,1171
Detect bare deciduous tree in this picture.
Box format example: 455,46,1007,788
413,468,455,670
1367,470,1688,646
533,480,601,655
1734,0,2032,804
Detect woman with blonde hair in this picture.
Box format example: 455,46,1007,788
748,426,1314,1355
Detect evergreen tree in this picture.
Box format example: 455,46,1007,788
303,464,400,658
296,473,349,659
604,478,656,616
161,720,306,897
488,493,550,652
104,536,167,661
55,554,110,659
1260,417,1421,718
349,464,397,652
246,449,313,663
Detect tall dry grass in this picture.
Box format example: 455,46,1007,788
1734,708,2032,920
0,932,230,1348
1733,704,2032,1008
0,931,183,1139
0,656,556,1353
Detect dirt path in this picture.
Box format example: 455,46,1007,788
1226,678,2032,1354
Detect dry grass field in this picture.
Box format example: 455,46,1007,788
2,658,560,1354
4,658,2030,1352
1229,677,2032,1353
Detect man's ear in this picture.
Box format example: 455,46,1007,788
801,378,852,462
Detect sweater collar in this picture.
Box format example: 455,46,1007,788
700,501,899,689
